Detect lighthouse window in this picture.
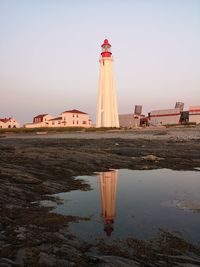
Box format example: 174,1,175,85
102,46,111,52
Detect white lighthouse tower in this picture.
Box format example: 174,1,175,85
96,39,119,128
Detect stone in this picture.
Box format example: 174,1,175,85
0,258,18,266
39,252,74,267
97,255,140,267
142,155,164,161
0,258,16,265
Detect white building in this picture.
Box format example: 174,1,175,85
48,117,63,127
47,109,92,127
189,106,200,124
25,109,92,128
61,109,91,127
119,114,141,128
0,117,20,128
119,105,144,128
148,108,181,126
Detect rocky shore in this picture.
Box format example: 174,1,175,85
0,127,200,266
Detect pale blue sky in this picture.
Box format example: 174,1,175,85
0,0,199,124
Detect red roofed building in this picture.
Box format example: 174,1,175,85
33,114,50,123
0,117,20,128
25,109,92,128
62,109,87,115
60,109,91,127
25,114,53,128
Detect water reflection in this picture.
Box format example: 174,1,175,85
40,169,200,243
99,170,118,236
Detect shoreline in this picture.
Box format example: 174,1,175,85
1,125,200,141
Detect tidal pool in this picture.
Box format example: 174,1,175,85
40,169,200,243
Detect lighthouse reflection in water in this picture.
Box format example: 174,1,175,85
40,169,200,243
98,170,118,237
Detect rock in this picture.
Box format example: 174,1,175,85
0,258,16,265
0,258,17,266
53,232,66,241
97,255,140,267
0,232,6,240
177,200,200,211
56,244,82,260
15,248,26,266
142,155,164,161
15,227,26,240
39,252,75,267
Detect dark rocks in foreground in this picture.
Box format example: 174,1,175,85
0,136,200,266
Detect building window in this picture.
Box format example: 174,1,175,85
77,114,78,118
73,121,74,124
73,114,74,117
77,121,78,124
52,122,55,125
82,121,86,124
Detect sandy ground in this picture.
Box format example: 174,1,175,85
0,126,200,266
2,125,200,140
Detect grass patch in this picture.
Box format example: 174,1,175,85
0,126,121,134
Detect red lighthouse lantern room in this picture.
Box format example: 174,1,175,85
101,39,112,58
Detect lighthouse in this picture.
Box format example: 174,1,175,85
96,39,119,128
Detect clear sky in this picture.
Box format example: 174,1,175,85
0,0,199,125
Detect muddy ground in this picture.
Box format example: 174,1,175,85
0,127,200,266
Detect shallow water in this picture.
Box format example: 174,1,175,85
40,169,200,243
